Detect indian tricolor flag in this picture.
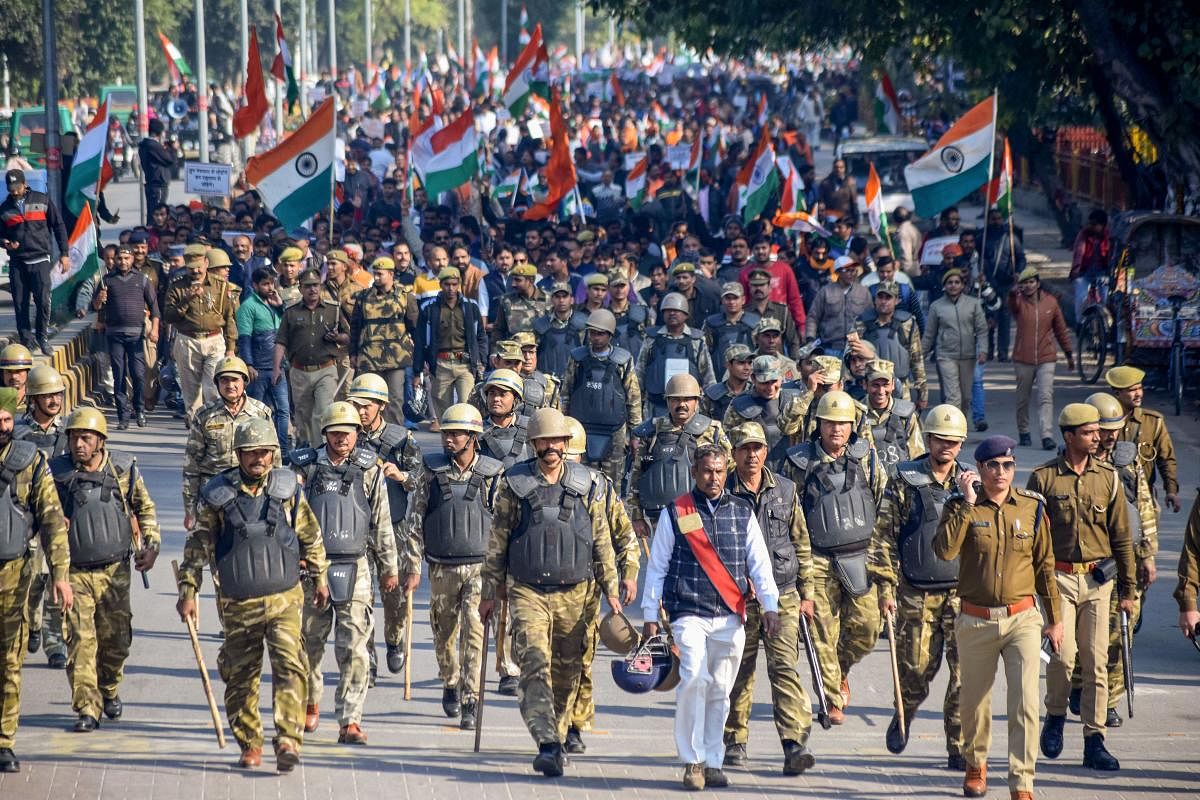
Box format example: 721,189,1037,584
157,31,192,87
245,97,335,229
756,94,768,128
986,137,1014,216
904,94,996,218
51,202,100,309
625,153,649,210
874,73,902,135
414,110,479,196
865,162,890,247
65,98,112,215
502,23,547,116
270,13,300,114
773,155,829,235
737,129,778,224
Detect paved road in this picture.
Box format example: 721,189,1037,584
3,168,1197,800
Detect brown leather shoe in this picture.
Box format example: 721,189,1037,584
682,763,705,791
338,723,368,745
304,704,319,733
275,740,300,773
840,676,851,707
828,705,845,725
1011,792,1034,800
963,764,987,797
237,747,262,768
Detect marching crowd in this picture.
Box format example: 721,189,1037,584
1,54,1199,800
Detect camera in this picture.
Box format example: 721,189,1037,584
977,279,1001,312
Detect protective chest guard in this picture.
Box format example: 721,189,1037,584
422,452,502,564
1111,441,1142,544
872,399,917,473
896,459,965,591
51,452,135,568
301,447,374,560
643,329,703,396
505,461,594,587
0,440,38,562
362,423,412,522
568,346,631,433
637,414,712,510
480,415,532,469
204,468,302,600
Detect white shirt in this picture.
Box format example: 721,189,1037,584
641,494,780,624
861,270,913,288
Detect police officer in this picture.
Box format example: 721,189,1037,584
702,282,760,366
751,317,800,381
746,266,803,357
290,403,397,745
466,339,527,416
934,435,1063,800
50,407,158,732
176,418,328,772
478,408,621,778
1068,392,1158,727
512,331,562,412
636,292,716,420
14,365,69,667
561,416,640,754
863,359,923,475
1177,494,1200,640
404,404,503,730
347,373,423,676
722,422,816,776
477,369,533,469
792,355,874,444
182,357,273,531
274,247,305,308
781,391,885,724
533,283,588,377
0,344,33,412
350,256,419,425
491,262,548,345
857,280,927,407
561,309,643,488
870,404,969,766
163,243,238,418
722,355,804,470
274,269,348,448
1104,365,1180,513
629,374,732,541
607,273,648,357
0,386,71,773
701,343,753,424
1029,403,1135,771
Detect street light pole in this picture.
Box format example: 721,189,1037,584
196,0,210,162
576,4,585,63
300,0,309,115
273,0,284,134
457,0,465,60
500,0,507,65
328,0,337,82
404,0,411,74
41,0,62,210
365,0,373,72
134,0,148,221
240,0,249,162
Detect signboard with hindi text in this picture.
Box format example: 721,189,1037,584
184,162,232,197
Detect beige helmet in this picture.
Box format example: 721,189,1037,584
586,309,617,335
0,343,34,372
598,611,639,655
234,418,280,451
814,390,857,423
1086,392,1126,430
484,368,525,399
659,292,689,315
348,373,390,405
923,404,968,441
26,365,66,396
440,403,484,434
65,406,108,438
564,416,587,456
321,401,361,433
664,373,702,399
213,356,250,382
527,407,570,440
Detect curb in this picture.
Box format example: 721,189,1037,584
1,319,96,412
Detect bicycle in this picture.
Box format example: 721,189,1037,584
1076,275,1110,384
1166,294,1187,416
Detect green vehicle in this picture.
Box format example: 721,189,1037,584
0,105,75,166
99,85,138,124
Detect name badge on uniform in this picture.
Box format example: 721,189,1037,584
205,422,225,431
970,520,991,528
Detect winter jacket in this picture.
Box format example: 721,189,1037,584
0,189,68,262
923,293,987,360
1008,288,1072,365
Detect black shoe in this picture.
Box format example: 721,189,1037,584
368,666,377,688
442,687,461,718
1106,708,1123,728
102,696,123,720
974,420,989,432
1042,437,1057,451
885,713,909,754
703,767,730,788
37,338,53,356
0,747,19,773
136,413,147,428
563,726,586,754
782,740,815,775
386,643,405,674
27,629,40,654
48,652,67,669
73,715,99,732
947,753,966,771
1083,734,1120,770
118,419,130,430
1068,686,1081,716
497,675,519,696
459,701,477,731
532,742,565,777
723,741,747,767
1019,433,1032,447
1040,713,1065,759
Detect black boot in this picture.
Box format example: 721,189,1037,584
442,687,461,718
885,713,909,754
564,726,586,754
0,748,19,773
102,696,123,720
27,629,40,654
459,701,477,731
532,742,565,777
1083,734,1120,770
1068,686,1081,715
723,742,747,767
497,675,519,696
782,740,815,775
386,643,405,674
73,715,99,732
1040,714,1065,759
1106,708,1123,728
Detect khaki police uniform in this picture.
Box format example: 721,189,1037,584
163,271,238,418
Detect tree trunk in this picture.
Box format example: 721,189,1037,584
1008,119,1080,247
1087,63,1140,206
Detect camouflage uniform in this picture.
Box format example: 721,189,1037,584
521,370,562,413
492,289,549,345
182,396,274,517
701,379,749,424
869,456,966,756
350,283,419,424
481,463,619,745
781,437,886,711
628,415,732,528
404,454,502,704
177,467,328,754
792,389,876,446
561,347,644,488
570,470,641,731
0,441,69,750
55,450,159,721
866,399,926,475
856,312,928,406
295,449,397,726
724,468,815,748
1117,406,1177,500
635,328,717,420
721,390,806,469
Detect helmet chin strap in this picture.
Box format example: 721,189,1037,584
444,434,475,460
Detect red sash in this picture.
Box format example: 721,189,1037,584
673,493,746,620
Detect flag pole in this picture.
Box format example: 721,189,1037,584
976,91,998,285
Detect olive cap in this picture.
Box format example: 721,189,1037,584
721,281,744,298
608,272,630,286
438,266,461,282
1058,402,1100,428
747,267,771,284
865,358,895,382
511,263,538,278
549,281,573,296
278,246,305,263
730,421,768,448
512,331,537,348
1018,266,1040,282
183,243,209,260
755,316,783,334
584,272,609,287
812,355,843,384
495,340,525,362
670,261,696,276
299,269,322,286
1104,365,1145,390
326,249,350,264
751,355,781,382
371,256,396,271
941,267,965,285
724,342,753,362
875,280,900,297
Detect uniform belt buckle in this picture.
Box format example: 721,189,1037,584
988,606,1008,621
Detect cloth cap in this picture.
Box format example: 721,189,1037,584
128,231,149,244
608,272,630,286
576,230,595,243
833,256,860,272
299,269,322,286
1018,266,1040,282
496,340,524,361
875,280,900,297
326,249,349,263
752,355,781,381
865,359,895,382
941,267,965,285
724,342,753,362
512,263,538,277
670,261,696,276
1104,365,1145,390
813,355,842,384
755,316,783,334
5,169,25,187
1058,402,1100,428
371,256,395,271
585,272,609,287
183,243,208,260
279,246,304,263
513,331,537,348
438,267,461,282
973,435,1017,462
747,267,771,284
721,281,744,298
550,281,573,295
731,421,768,448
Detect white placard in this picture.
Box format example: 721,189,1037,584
666,144,692,170
184,162,232,197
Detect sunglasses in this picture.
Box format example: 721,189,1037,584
983,459,1016,473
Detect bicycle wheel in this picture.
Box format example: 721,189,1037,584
1170,342,1184,416
1076,312,1107,384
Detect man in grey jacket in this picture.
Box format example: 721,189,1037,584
805,257,873,357
922,269,987,423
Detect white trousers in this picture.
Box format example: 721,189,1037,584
672,613,745,767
